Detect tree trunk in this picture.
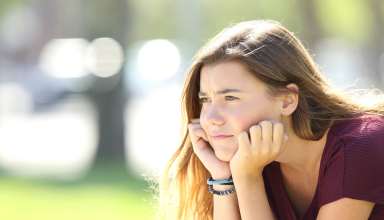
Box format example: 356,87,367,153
83,0,131,174
366,0,384,88
296,0,324,50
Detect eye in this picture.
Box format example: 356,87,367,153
198,97,209,103
225,96,238,101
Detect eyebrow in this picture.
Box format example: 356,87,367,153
198,88,244,97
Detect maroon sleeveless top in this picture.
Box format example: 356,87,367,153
262,114,384,219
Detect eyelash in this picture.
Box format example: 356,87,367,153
198,96,238,103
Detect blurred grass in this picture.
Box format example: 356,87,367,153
0,165,157,220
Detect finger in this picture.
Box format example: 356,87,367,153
237,131,251,153
272,122,284,154
260,121,273,153
187,124,218,168
188,124,208,143
188,124,198,143
250,125,262,150
189,123,208,140
187,129,214,166
195,144,220,169
188,122,202,131
191,118,200,123
260,120,273,141
194,127,209,141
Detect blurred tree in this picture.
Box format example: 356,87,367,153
82,0,132,174
0,0,132,177
0,0,21,17
366,0,384,88
297,0,324,49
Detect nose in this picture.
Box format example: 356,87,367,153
201,105,225,126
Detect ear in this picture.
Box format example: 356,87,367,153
279,83,299,116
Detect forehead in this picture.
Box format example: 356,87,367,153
199,60,266,92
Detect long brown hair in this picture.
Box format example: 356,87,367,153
156,20,384,220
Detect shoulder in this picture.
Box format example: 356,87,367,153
318,114,384,207
325,114,384,179
330,114,384,137
329,114,384,151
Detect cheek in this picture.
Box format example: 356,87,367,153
199,100,280,133
225,106,265,133
233,99,281,129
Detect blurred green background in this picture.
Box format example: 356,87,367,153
0,0,383,219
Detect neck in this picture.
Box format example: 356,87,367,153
275,126,330,175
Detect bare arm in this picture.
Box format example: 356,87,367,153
213,186,241,220
229,121,287,220
212,183,241,220
188,121,242,220
317,198,374,219
234,174,276,220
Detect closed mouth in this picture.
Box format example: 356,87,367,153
211,135,233,140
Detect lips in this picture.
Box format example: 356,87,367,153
210,133,233,140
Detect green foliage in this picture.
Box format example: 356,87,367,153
316,0,373,43
130,0,381,46
130,0,300,43
0,0,21,17
200,0,300,38
0,176,156,220
131,0,179,41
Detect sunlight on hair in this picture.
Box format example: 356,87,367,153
346,88,384,108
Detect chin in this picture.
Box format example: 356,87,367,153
215,153,232,162
213,146,237,162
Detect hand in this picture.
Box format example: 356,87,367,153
188,118,232,179
229,120,288,180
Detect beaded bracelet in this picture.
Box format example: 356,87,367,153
208,184,236,196
207,176,233,185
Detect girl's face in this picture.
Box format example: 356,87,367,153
199,60,283,162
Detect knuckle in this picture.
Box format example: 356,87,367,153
260,120,272,128
192,124,201,130
238,131,248,141
191,118,200,123
250,125,260,132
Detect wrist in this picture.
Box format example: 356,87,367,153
232,171,263,184
210,172,232,179
207,176,235,196
213,184,235,191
